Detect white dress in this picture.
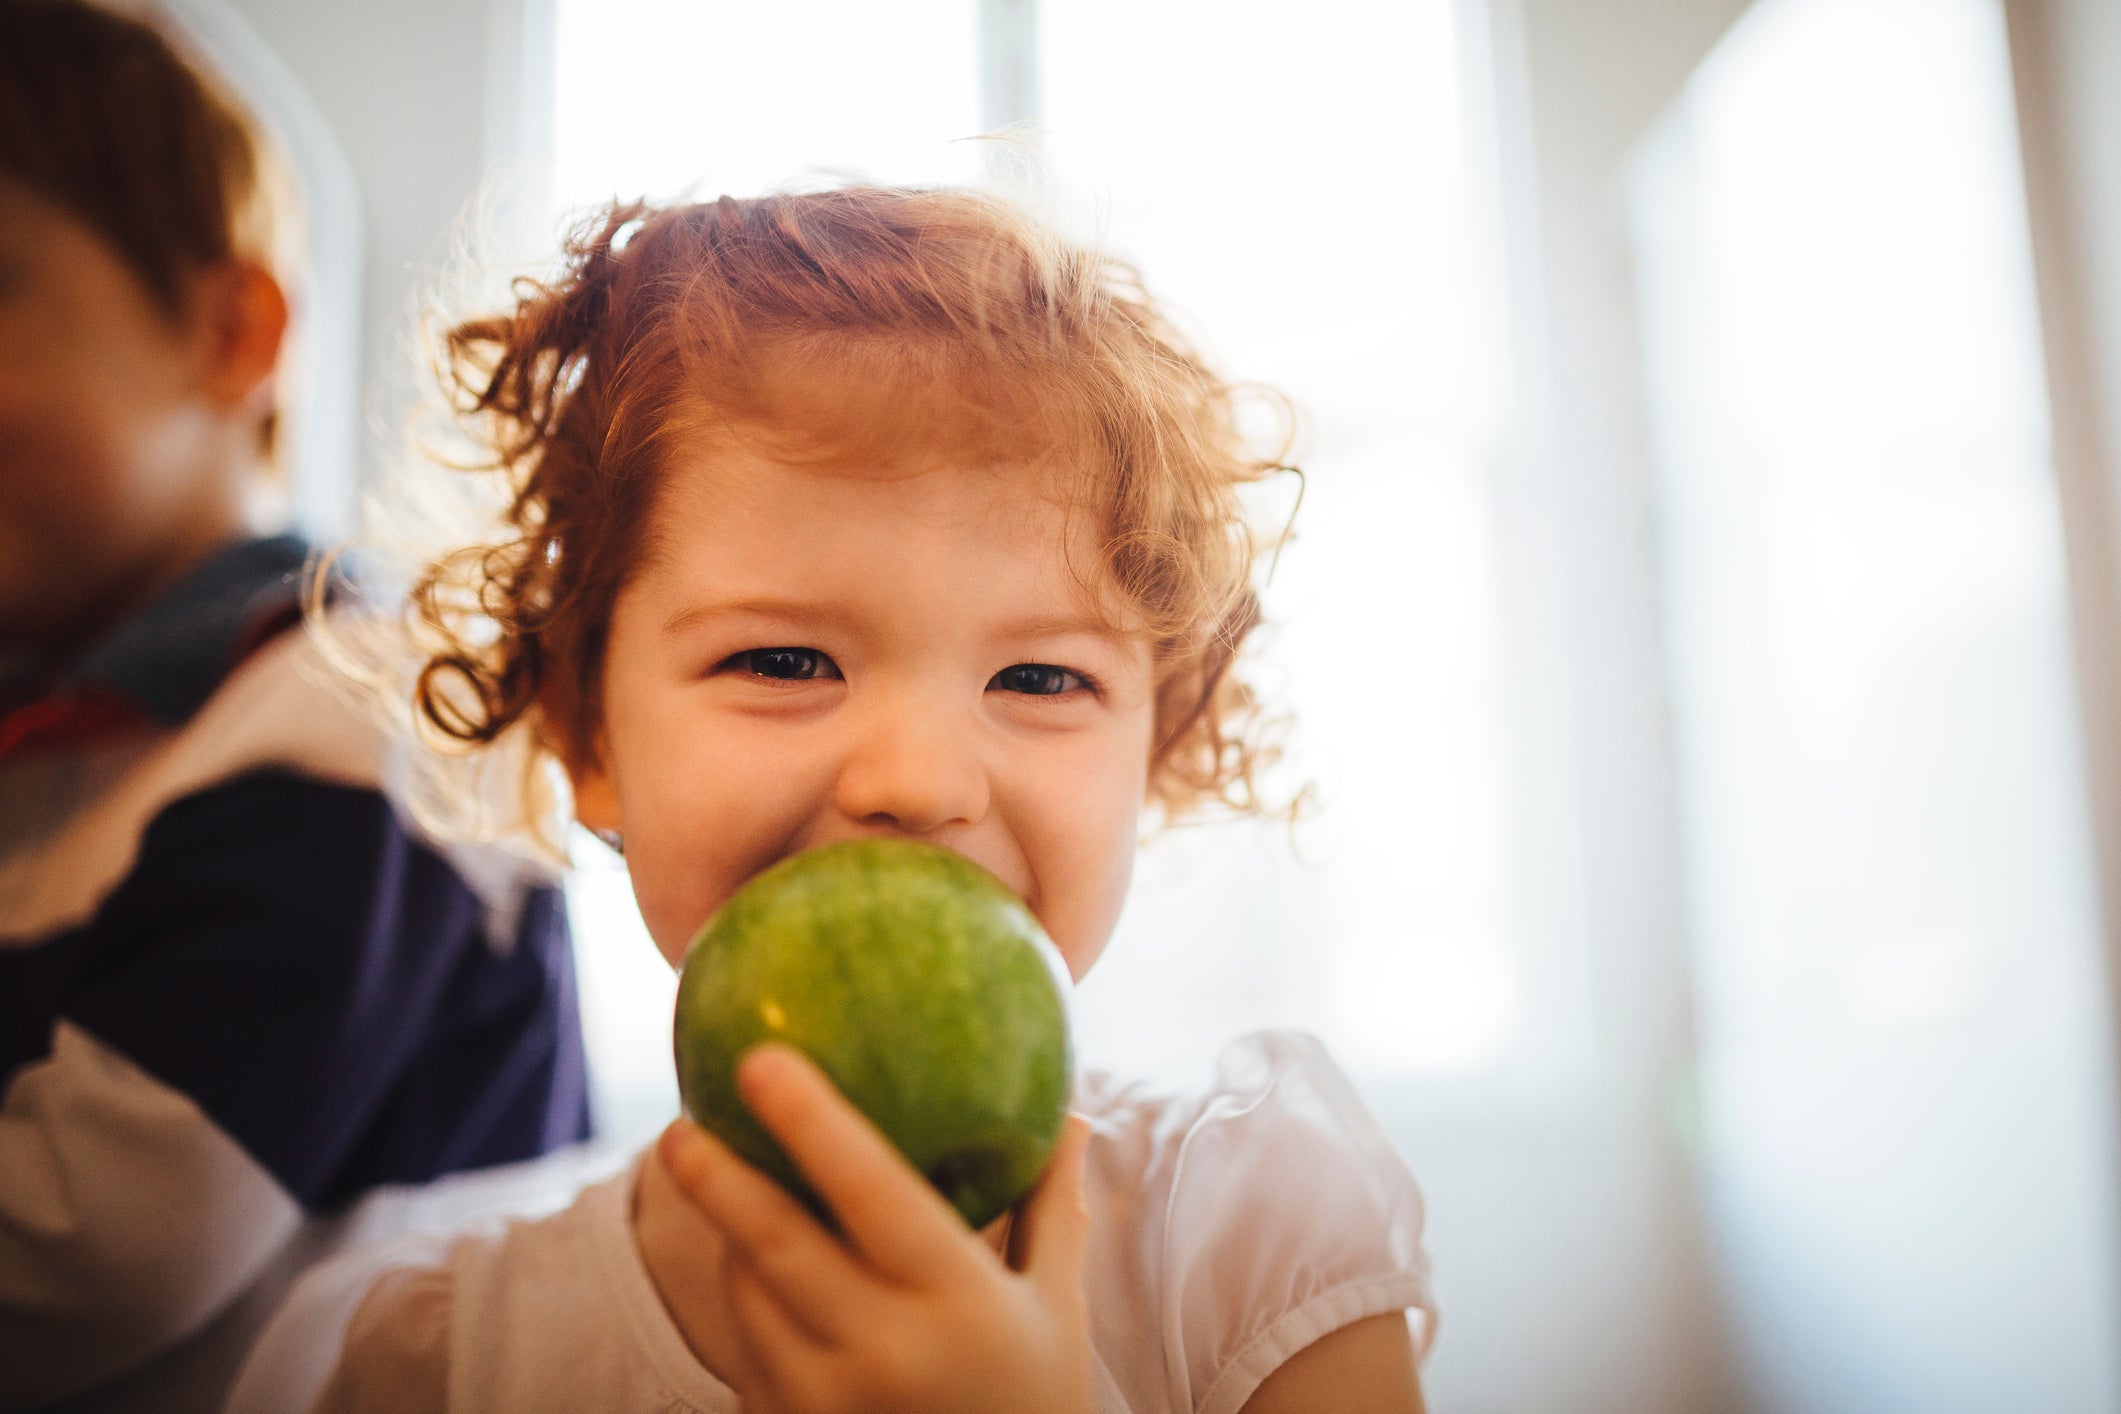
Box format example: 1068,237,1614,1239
225,1031,1436,1414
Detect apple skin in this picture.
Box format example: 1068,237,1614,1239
673,838,1074,1231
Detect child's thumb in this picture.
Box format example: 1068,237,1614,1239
1014,1113,1092,1301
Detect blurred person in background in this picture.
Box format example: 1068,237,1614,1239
0,2,592,1407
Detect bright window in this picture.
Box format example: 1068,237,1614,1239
552,0,983,207
549,0,1526,1139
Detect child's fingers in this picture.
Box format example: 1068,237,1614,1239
723,1248,846,1414
702,1267,775,1414
737,1044,980,1286
658,1120,867,1343
1010,1114,1093,1306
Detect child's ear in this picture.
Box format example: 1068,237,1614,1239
195,260,288,412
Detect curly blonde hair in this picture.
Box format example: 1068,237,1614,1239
401,185,1295,850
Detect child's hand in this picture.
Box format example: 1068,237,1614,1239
658,1045,1095,1414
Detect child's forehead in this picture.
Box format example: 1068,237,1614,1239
660,431,1087,549
643,434,1137,634
682,329,1096,475
663,340,1104,526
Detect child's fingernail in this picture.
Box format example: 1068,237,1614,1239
736,1045,794,1108
661,1119,706,1174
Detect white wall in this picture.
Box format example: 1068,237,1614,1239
2037,0,2121,536
141,0,363,537
219,0,542,508
2020,0,2121,1114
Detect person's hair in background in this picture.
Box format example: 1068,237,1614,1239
0,0,296,454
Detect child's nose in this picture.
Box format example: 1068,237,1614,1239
832,692,991,835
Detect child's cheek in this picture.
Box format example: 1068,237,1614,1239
1053,806,1140,982
1016,740,1148,983
618,744,824,968
624,802,759,968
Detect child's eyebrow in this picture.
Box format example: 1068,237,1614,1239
660,597,843,637
659,598,1132,645
993,614,1136,645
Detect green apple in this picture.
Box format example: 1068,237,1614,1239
672,838,1074,1231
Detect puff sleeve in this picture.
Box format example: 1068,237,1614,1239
1077,1031,1435,1414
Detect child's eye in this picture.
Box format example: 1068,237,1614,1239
725,647,843,681
988,663,1091,697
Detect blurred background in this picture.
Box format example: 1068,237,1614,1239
150,0,2121,1408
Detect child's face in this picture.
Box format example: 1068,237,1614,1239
0,183,279,660
570,439,1157,982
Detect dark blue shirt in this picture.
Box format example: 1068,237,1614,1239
0,536,593,1210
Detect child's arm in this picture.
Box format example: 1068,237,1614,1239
1238,1312,1426,1413
650,1045,1096,1414
0,644,588,1405
0,1023,306,1404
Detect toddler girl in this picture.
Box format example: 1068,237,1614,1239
269,185,1434,1413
